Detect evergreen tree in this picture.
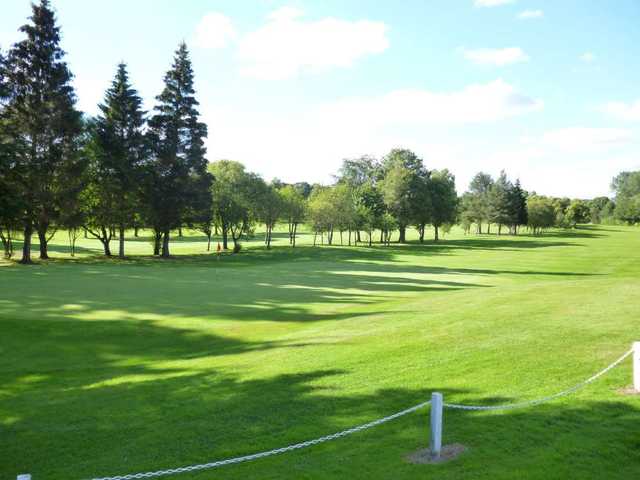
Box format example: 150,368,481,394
84,63,146,258
146,43,212,257
0,48,20,258
488,170,513,235
509,179,528,234
3,0,82,263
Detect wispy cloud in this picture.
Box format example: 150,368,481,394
580,52,596,63
474,0,516,7
538,127,632,153
601,100,640,121
517,10,543,19
462,47,529,66
192,12,237,49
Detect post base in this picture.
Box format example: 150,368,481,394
406,443,467,464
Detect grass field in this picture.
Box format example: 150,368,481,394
1,225,639,479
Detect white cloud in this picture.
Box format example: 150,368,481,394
517,10,543,19
205,79,541,186
580,52,595,63
601,100,640,121
462,47,529,66
474,0,516,7
537,127,632,154
236,7,389,79
193,12,237,49
312,79,541,125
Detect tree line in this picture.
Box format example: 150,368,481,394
1,2,638,264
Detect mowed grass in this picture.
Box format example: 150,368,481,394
1,225,639,479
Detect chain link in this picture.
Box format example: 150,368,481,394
443,348,633,411
88,347,633,480
89,400,431,480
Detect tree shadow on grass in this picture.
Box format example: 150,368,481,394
2,330,638,480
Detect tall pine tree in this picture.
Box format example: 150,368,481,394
146,43,212,257
4,0,82,263
84,63,146,258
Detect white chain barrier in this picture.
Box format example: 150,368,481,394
443,348,633,411
84,347,633,480
89,400,432,480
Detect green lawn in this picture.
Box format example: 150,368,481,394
1,225,639,479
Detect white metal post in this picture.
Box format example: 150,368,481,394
633,342,640,392
430,392,443,458
17,475,31,480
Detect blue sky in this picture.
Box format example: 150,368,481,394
2,0,640,198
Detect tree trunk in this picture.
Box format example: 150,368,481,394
161,230,170,257
266,225,272,249
134,225,139,237
434,224,439,242
222,226,228,250
313,231,317,246
487,223,491,234
118,225,125,258
356,230,361,243
153,231,161,255
419,224,425,243
178,226,183,237
101,226,112,256
379,230,383,243
20,222,33,264
37,228,49,260
292,224,297,247
398,225,406,243
207,233,212,251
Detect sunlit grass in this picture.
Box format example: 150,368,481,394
1,225,639,479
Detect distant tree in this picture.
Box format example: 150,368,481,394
468,172,494,233
307,186,334,246
146,43,212,257
458,193,475,234
588,196,615,224
293,181,313,198
565,199,590,227
255,181,283,249
354,183,386,246
84,63,146,258
429,169,458,241
331,183,358,246
527,196,556,235
379,212,397,245
488,171,512,235
279,185,306,246
209,160,253,251
612,171,640,224
380,149,427,243
3,0,83,263
336,155,381,187
413,174,432,243
508,179,528,234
